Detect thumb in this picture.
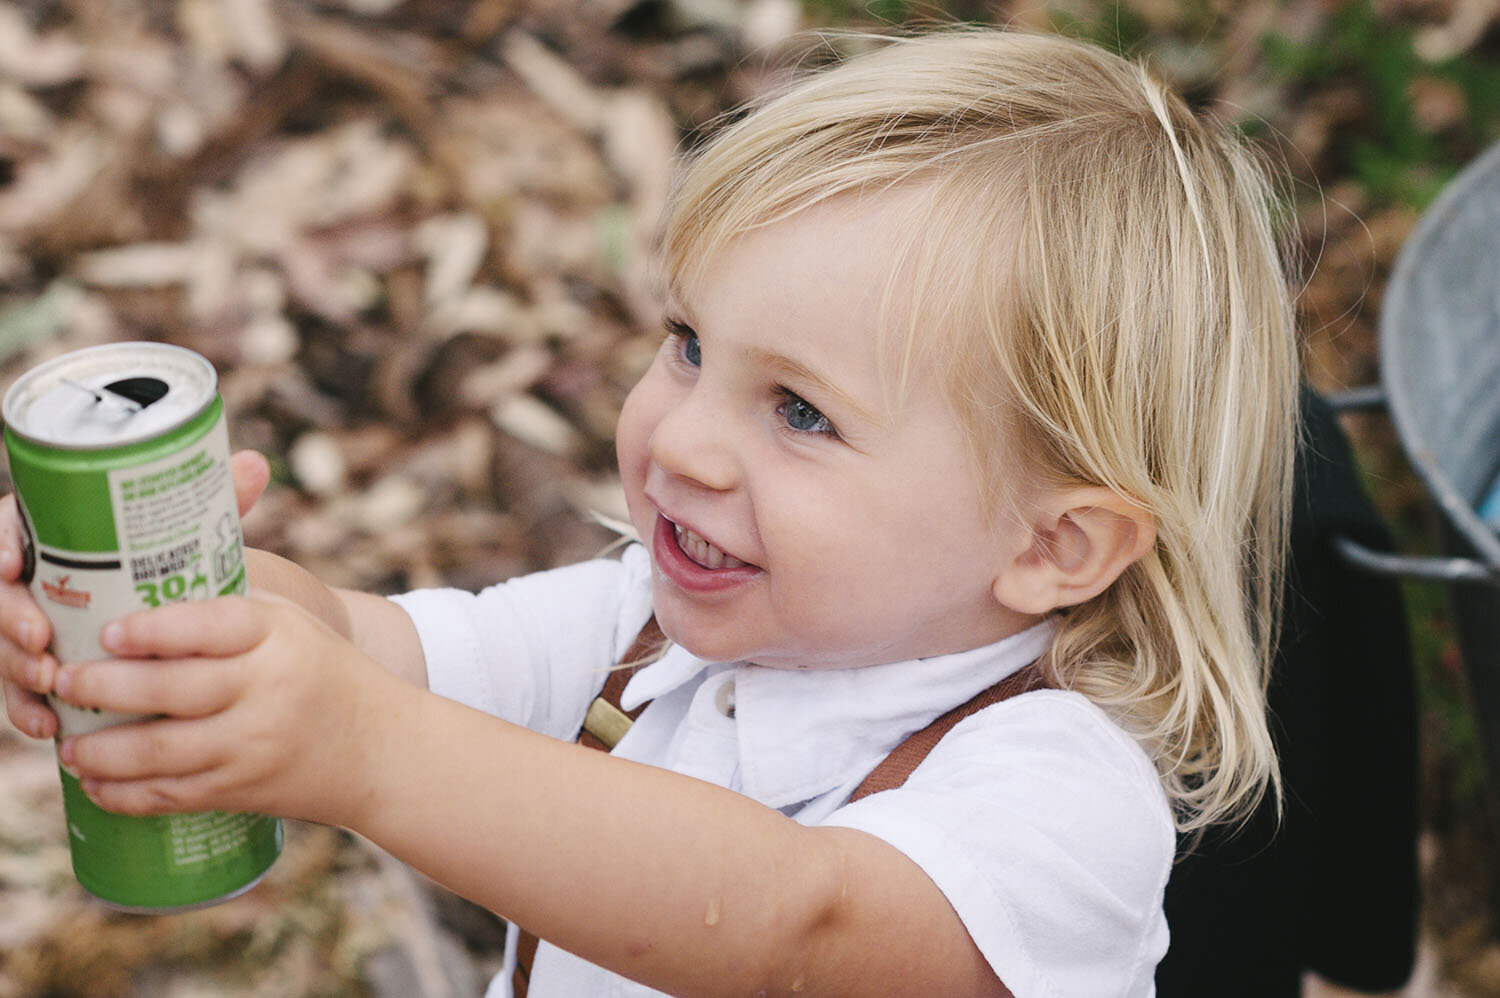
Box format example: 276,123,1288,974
230,450,271,518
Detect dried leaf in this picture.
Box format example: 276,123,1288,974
601,89,677,236
350,474,428,533
741,0,806,53
0,84,54,143
288,430,349,497
415,213,490,309
218,0,288,72
491,393,584,456
0,6,85,87
427,286,528,340
0,128,107,235
501,31,609,134
72,241,203,287
1414,0,1500,60
459,343,554,406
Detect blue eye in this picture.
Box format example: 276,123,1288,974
778,391,835,436
664,318,700,367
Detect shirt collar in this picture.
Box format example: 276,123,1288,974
621,619,1057,809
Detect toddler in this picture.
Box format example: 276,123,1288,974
0,28,1299,997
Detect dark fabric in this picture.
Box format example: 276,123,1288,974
1155,389,1420,996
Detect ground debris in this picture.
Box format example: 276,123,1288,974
0,0,1497,995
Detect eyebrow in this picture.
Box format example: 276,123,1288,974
749,347,885,429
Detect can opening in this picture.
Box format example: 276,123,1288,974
103,377,169,409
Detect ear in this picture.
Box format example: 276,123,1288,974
992,487,1156,616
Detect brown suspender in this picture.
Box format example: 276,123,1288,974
577,616,666,752
848,657,1049,802
512,620,1048,996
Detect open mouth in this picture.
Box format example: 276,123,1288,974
672,522,747,570
649,514,759,592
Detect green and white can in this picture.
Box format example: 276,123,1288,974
2,341,282,912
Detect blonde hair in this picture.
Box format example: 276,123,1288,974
659,29,1300,834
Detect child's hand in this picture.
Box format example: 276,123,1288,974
0,450,271,742
51,593,401,826
0,493,57,739
226,449,272,519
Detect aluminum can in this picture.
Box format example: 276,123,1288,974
2,341,282,912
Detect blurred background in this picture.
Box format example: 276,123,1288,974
0,0,1498,995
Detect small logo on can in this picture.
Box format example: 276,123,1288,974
40,574,91,609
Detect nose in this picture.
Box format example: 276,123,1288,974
648,387,740,494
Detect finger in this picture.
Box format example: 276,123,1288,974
77,771,231,818
3,676,58,739
99,596,267,660
0,494,23,582
59,716,229,785
230,450,271,519
0,585,51,657
0,643,55,695
53,656,242,719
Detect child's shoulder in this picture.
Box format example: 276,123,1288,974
939,687,1170,812
829,687,1173,992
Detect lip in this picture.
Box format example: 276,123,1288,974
650,514,760,593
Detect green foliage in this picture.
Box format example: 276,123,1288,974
799,0,919,26
1406,577,1489,810
863,0,1500,210
1448,55,1500,147
1047,1,1155,58
1261,0,1500,208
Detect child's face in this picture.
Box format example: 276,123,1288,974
616,194,1042,670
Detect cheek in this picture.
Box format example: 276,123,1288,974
758,488,898,603
615,380,659,488
765,476,984,595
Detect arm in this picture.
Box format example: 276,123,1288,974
231,445,422,686
246,548,427,689
354,696,1006,998
51,597,1006,998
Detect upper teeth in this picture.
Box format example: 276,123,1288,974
674,524,746,569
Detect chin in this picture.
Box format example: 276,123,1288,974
651,608,750,665
656,626,732,664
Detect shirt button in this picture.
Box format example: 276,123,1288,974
714,677,737,718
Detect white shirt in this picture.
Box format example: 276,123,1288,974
391,544,1173,997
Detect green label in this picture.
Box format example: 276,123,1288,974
3,397,223,553
108,422,244,612
60,769,283,911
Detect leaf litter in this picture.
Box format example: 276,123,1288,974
0,0,1498,994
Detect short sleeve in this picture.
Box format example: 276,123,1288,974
390,544,654,741
823,691,1173,998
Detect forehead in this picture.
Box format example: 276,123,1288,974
684,185,1012,416
688,199,903,387
689,194,908,300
